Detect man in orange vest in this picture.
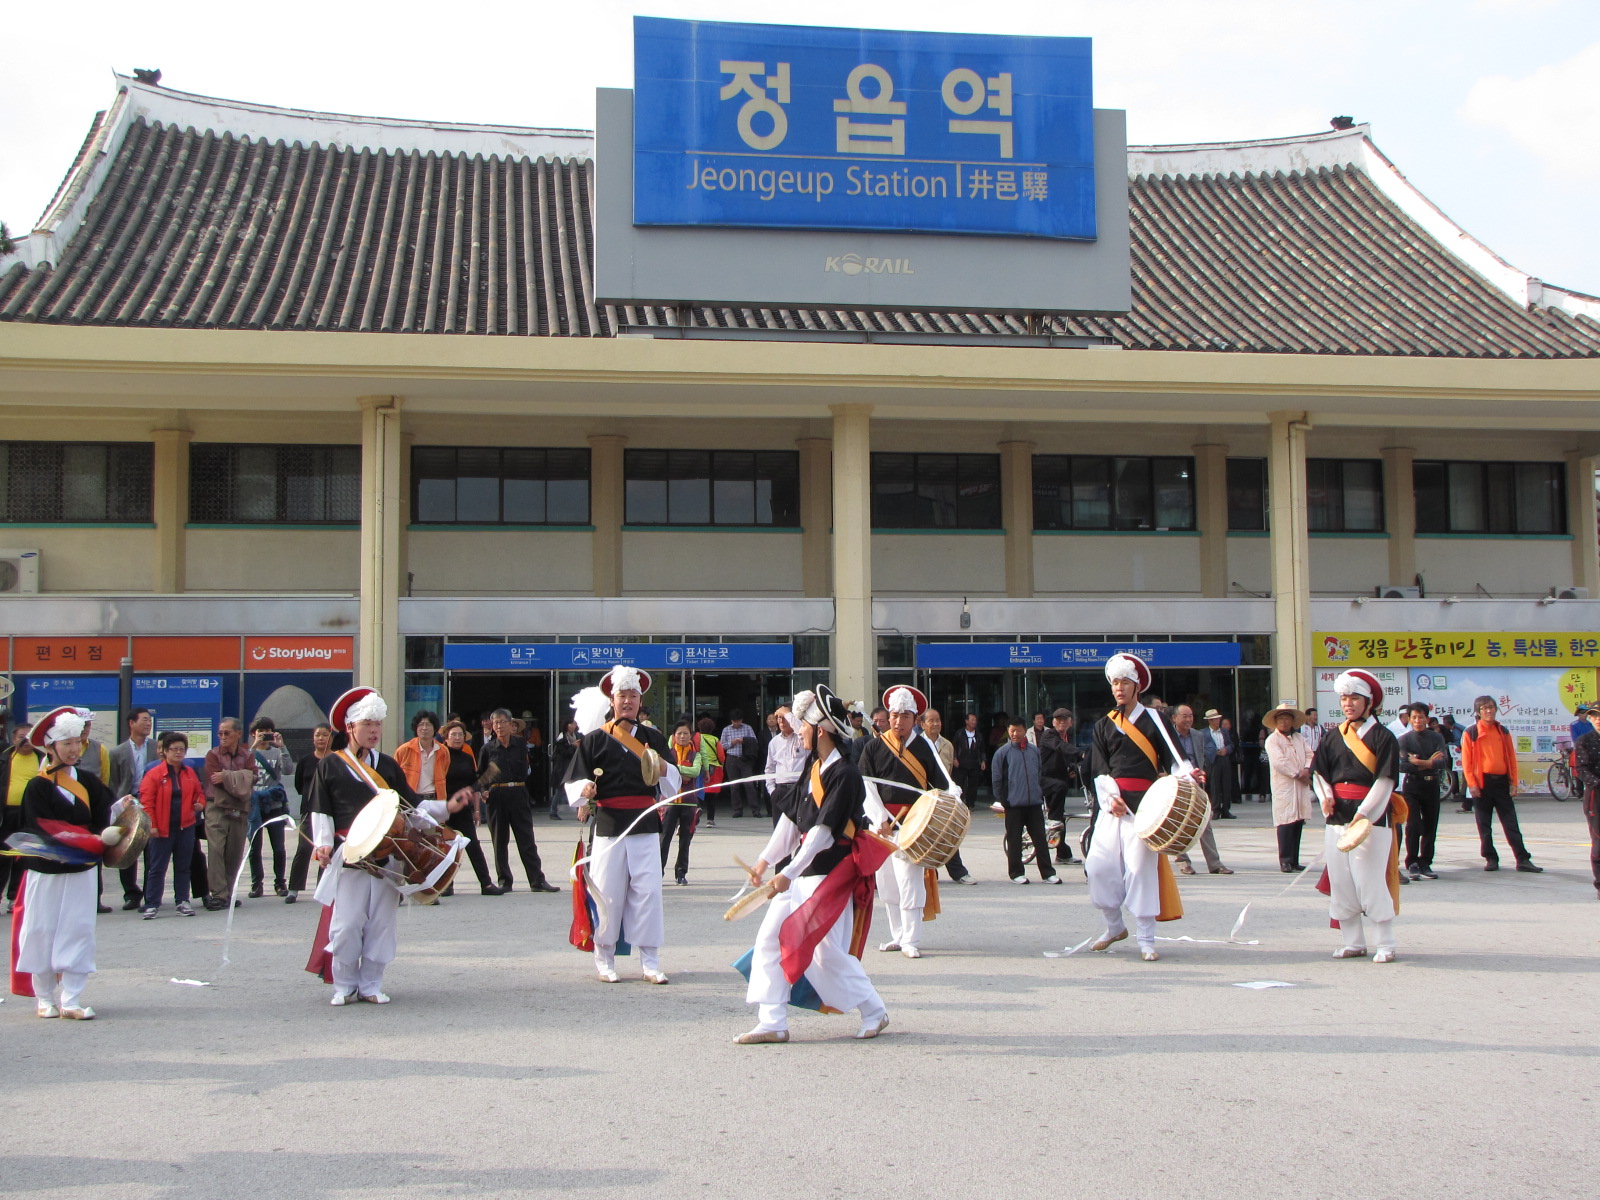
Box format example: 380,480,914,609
1459,695,1542,873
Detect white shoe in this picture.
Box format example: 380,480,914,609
358,991,391,1004
1044,874,1063,885
36,1002,59,1019
1373,948,1396,964
900,945,922,959
330,991,356,1006
958,875,977,885
597,967,620,983
733,1028,790,1045
642,968,670,985
59,1005,95,1020
1332,947,1368,959
854,1013,890,1040
877,940,901,952
1012,875,1029,885
1139,948,1160,962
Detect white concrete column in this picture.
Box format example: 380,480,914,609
359,396,404,739
1268,412,1312,705
1193,442,1228,599
1381,445,1416,589
998,438,1035,597
831,404,873,708
1568,451,1600,596
150,428,191,593
588,433,627,597
797,436,833,598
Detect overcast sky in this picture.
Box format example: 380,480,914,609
3,0,1597,295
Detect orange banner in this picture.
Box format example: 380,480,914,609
133,636,241,671
13,637,126,671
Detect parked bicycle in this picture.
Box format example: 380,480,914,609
1547,740,1577,801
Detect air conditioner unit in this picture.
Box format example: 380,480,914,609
1377,586,1421,599
0,550,40,595
1555,587,1590,600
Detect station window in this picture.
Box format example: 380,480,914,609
412,447,590,525
624,450,799,527
1414,460,1565,535
872,453,1001,530
1307,459,1383,533
1227,458,1268,531
0,441,153,523
1033,455,1195,531
190,444,359,524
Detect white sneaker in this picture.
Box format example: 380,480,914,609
358,991,391,1004
642,968,670,984
36,1002,59,1019
1044,874,1063,885
958,875,977,885
1332,947,1368,959
330,991,356,1006
59,1005,95,1020
1012,875,1029,885
877,940,901,952
597,967,620,983
1373,948,1396,964
900,945,922,959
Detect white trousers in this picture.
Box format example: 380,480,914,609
1086,811,1161,919
590,833,664,956
328,867,401,996
875,853,925,949
1325,823,1396,943
746,874,884,1032
16,870,97,983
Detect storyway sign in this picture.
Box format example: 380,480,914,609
633,17,1096,240
594,18,1130,315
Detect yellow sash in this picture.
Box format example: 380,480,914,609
603,718,649,762
1110,711,1162,772
47,765,91,806
336,748,387,795
808,758,856,840
1341,720,1379,774
880,731,930,791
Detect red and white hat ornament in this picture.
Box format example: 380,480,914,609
882,685,928,717
600,665,652,698
1333,669,1383,710
330,686,388,730
30,705,86,749
1104,653,1152,694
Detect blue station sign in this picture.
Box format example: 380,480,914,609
915,642,1244,670
633,17,1096,240
444,643,796,672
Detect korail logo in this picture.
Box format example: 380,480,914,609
825,253,915,276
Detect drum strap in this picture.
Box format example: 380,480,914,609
337,748,387,795
880,732,930,791
1340,721,1379,774
603,718,649,762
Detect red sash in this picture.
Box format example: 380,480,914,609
597,794,656,811
1113,778,1152,794
1332,783,1370,801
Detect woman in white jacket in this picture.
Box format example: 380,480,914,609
1264,703,1315,872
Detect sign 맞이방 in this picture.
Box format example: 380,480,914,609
633,17,1095,241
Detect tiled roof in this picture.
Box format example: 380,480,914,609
3,107,1597,358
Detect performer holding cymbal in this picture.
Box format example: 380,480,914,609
735,686,894,1044
1085,654,1192,962
1311,670,1403,963
858,685,955,959
564,666,678,985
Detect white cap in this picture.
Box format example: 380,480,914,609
346,692,389,723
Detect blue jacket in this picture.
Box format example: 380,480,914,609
992,740,1044,807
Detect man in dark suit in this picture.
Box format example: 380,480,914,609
1036,708,1081,866
953,712,987,801
1202,708,1238,818
108,707,157,909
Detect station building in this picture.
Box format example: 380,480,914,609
1,76,1597,754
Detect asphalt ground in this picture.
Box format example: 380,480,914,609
4,797,1596,1200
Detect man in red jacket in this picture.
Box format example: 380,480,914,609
1459,696,1542,873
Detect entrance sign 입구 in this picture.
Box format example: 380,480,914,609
633,18,1096,240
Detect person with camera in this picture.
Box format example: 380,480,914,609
246,718,294,899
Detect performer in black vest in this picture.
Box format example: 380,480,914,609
565,666,676,984
736,685,891,1044
306,687,466,1005
8,705,117,1019
1085,654,1191,961
1311,669,1401,963
858,685,951,959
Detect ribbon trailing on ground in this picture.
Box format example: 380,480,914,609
218,814,294,970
